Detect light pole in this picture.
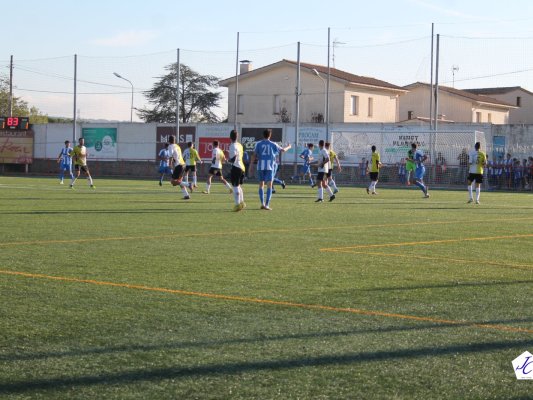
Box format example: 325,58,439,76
312,69,327,124
113,72,133,122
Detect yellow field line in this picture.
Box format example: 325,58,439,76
0,269,531,334
320,233,533,252
321,249,533,271
2,216,533,248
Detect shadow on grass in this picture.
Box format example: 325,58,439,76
0,338,532,394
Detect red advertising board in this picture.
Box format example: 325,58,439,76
198,137,231,159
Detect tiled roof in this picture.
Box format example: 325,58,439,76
464,86,533,96
404,82,516,107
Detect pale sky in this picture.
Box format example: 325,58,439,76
3,0,533,121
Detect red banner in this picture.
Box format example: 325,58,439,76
199,137,231,159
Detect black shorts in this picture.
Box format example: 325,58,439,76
185,165,196,172
209,167,222,176
468,173,483,184
230,166,244,187
75,164,89,173
172,164,185,181
326,170,332,178
317,172,326,181
369,172,379,181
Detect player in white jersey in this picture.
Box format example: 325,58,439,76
57,140,73,184
168,135,190,200
228,130,246,211
203,141,233,194
315,140,335,202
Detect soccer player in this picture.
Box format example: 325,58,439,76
228,130,246,211
467,142,487,204
182,142,202,190
69,137,95,189
405,147,416,185
203,140,233,194
315,140,335,202
157,142,172,186
325,142,341,194
411,143,430,198
292,143,315,187
271,155,286,194
57,140,73,185
250,129,291,210
366,145,382,195
168,135,190,200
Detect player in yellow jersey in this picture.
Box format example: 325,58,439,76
168,135,191,200
467,142,487,204
325,142,341,194
69,137,95,189
366,145,382,195
229,130,246,211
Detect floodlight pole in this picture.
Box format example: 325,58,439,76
113,72,134,122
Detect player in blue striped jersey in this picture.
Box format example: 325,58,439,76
250,129,291,210
57,140,74,184
411,143,430,198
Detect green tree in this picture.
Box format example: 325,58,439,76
138,63,222,123
0,75,48,123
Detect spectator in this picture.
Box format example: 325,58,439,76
457,148,468,183
398,158,407,184
435,152,447,183
503,153,513,189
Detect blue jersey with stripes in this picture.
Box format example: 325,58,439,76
414,149,425,168
300,148,313,167
60,147,73,166
254,139,282,171
158,148,171,168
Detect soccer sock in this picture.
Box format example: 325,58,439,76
476,186,481,201
59,172,64,181
309,176,314,186
225,181,232,190
88,176,93,186
326,186,333,196
206,183,211,193
468,184,473,199
415,181,426,193
239,187,244,203
317,187,324,199
266,188,272,206
258,188,264,205
330,179,338,190
193,175,197,186
180,185,189,196
233,188,240,205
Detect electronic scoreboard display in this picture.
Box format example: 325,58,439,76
0,116,30,130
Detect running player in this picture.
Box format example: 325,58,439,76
57,140,73,185
292,143,315,187
412,143,430,198
467,142,487,204
203,141,232,194
325,142,341,194
182,142,202,190
168,135,190,200
315,140,335,202
157,142,172,186
69,137,95,189
405,146,416,185
250,129,291,210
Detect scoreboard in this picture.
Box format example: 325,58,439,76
0,116,30,130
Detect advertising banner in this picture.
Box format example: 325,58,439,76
199,137,231,159
82,128,117,159
155,126,196,159
284,126,326,162
0,130,34,164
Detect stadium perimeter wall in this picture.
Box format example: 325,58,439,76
3,122,533,187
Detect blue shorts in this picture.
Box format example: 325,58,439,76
415,166,425,180
300,165,311,175
60,163,72,171
159,166,172,174
258,170,274,182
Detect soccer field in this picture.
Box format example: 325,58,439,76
0,176,532,399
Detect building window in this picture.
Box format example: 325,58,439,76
351,95,359,115
517,96,522,107
487,113,492,123
407,111,414,120
273,95,280,114
368,97,373,117
237,95,244,114
476,112,482,123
